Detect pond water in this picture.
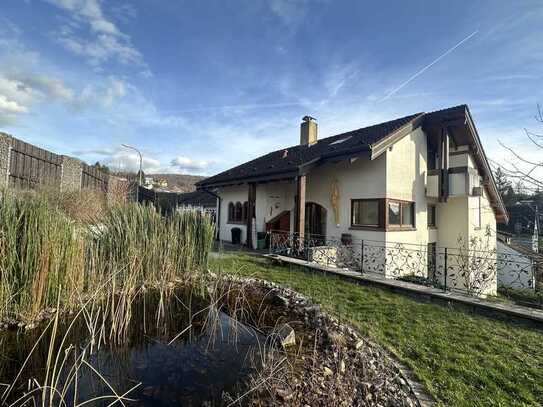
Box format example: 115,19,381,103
0,290,263,406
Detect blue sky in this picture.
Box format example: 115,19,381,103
0,0,542,175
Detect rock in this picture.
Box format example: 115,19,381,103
355,339,364,350
276,388,293,401
271,294,290,307
340,360,346,373
323,367,333,376
277,323,296,347
304,305,321,315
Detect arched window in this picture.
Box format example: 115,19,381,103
235,202,243,222
228,202,234,222
242,201,249,221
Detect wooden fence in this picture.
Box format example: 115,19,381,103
81,163,109,191
0,133,109,192
8,137,62,189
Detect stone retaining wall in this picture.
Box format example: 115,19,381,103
0,135,10,189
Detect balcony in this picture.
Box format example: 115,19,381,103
427,167,482,199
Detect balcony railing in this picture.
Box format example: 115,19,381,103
427,167,483,198
268,230,539,304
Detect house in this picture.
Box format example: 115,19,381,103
196,105,508,295
155,178,168,189
144,176,155,189
177,190,218,212
149,190,218,219
497,232,539,290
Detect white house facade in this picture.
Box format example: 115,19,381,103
197,105,508,296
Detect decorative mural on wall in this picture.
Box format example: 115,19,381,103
268,195,281,217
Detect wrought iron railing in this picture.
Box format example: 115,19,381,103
268,230,540,306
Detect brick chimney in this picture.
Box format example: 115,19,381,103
300,115,318,145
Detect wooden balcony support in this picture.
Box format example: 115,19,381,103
246,182,256,249
295,175,306,242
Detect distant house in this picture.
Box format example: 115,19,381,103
155,178,168,189
144,177,154,189
197,105,508,295
497,232,539,290
177,190,217,212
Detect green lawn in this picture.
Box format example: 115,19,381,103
210,252,543,407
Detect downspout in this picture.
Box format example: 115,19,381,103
202,188,222,240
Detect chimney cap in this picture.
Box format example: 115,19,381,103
302,115,317,122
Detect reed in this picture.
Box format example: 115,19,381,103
0,190,215,324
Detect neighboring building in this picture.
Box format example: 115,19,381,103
155,178,168,189
497,233,539,290
144,176,155,189
143,177,168,191
150,189,218,223
177,190,218,213
197,105,508,295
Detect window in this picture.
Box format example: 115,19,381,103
387,200,415,229
350,199,415,230
351,199,380,227
228,202,234,222
388,201,401,225
427,204,436,227
235,202,242,221
228,201,248,223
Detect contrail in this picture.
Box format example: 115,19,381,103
381,30,479,101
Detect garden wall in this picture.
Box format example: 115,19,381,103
0,132,109,193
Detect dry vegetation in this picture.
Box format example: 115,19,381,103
0,188,214,325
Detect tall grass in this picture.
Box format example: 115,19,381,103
0,190,215,324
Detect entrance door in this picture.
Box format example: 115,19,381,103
305,202,327,243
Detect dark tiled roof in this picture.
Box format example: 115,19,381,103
177,190,217,208
197,112,423,187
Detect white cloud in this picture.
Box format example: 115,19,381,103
74,146,162,172
170,156,214,172
73,147,215,175
78,76,127,108
0,66,129,123
43,0,148,69
7,72,75,103
0,94,28,124
0,72,77,124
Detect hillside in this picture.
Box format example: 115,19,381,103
147,173,205,192
111,172,205,193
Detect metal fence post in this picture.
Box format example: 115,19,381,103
360,240,364,274
443,247,448,292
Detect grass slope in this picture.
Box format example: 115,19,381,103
210,252,543,407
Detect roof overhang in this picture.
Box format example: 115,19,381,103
423,106,509,224
196,169,300,189
196,147,372,189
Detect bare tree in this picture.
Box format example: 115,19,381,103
496,104,543,190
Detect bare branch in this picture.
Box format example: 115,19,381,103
536,103,543,124
497,139,543,167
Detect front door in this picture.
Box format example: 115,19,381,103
305,202,327,244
